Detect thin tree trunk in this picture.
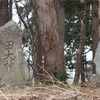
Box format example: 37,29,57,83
73,4,90,85
81,56,85,82
8,0,12,20
0,0,9,27
92,0,99,74
36,0,66,82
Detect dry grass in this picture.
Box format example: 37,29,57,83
0,82,99,100
0,65,99,100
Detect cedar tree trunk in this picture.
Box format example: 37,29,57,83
73,4,90,85
36,0,66,81
92,0,99,74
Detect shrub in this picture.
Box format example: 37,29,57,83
56,71,70,82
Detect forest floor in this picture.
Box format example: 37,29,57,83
0,82,100,100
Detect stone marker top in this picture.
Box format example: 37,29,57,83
0,20,21,39
0,20,20,29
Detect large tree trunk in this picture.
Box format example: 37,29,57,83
36,0,66,81
98,0,100,38
92,0,99,74
73,5,90,85
0,0,9,26
35,26,43,80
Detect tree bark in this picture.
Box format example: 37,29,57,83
35,26,43,80
81,56,85,82
8,0,12,20
36,0,66,81
92,0,99,74
73,4,90,85
0,0,9,27
98,0,100,38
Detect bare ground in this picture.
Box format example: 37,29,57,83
0,82,100,100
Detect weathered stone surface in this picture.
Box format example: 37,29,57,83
94,41,100,74
0,20,29,85
91,74,100,87
92,41,100,86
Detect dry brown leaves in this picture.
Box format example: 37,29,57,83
0,82,99,100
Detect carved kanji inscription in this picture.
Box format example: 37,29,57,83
3,41,16,71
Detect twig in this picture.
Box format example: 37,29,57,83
37,64,55,84
53,78,66,86
75,93,86,100
33,86,52,90
0,90,9,100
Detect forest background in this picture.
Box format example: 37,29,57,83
0,0,99,85
1,0,100,99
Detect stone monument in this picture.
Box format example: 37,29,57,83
0,20,29,85
92,41,100,87
94,42,100,74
